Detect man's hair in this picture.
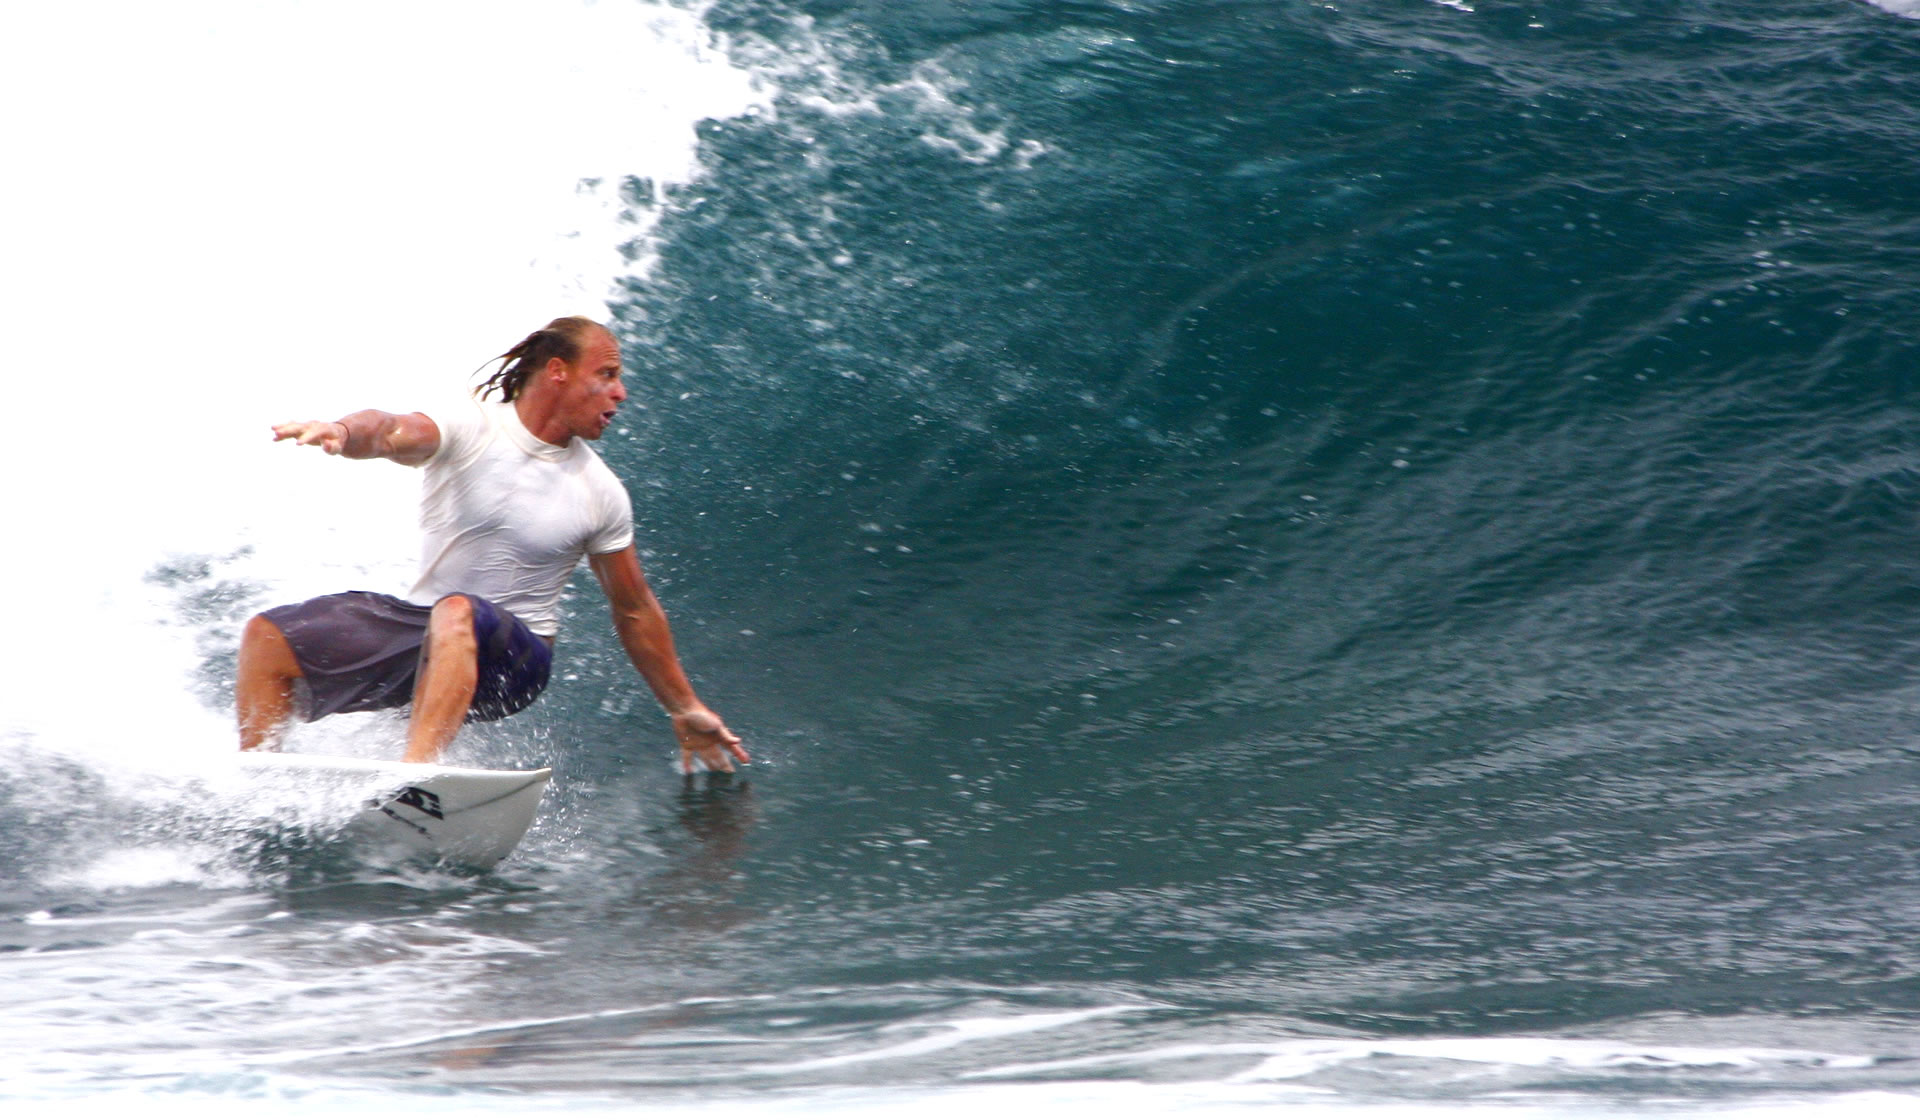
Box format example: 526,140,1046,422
475,316,609,402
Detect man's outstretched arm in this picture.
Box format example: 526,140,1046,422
588,546,747,774
271,411,441,466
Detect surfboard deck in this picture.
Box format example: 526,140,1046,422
234,752,552,870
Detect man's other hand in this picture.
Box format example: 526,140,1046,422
673,707,748,774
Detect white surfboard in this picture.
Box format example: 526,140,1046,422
234,752,552,870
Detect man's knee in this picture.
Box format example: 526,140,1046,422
427,595,478,653
241,612,282,646
239,613,301,677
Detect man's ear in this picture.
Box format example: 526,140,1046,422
545,354,571,383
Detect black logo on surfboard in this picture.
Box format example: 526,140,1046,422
387,785,444,820
367,785,444,837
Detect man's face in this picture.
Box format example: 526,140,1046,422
559,329,627,441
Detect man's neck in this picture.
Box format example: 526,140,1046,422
512,393,571,448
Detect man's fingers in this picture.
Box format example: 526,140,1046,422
712,726,749,764
697,739,738,771
672,710,744,773
271,421,345,454
681,743,736,774
679,728,744,773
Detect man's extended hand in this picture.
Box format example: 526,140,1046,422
272,419,350,455
673,706,748,774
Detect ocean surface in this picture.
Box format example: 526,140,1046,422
8,0,1920,1115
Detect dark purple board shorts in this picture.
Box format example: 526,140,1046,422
262,591,552,723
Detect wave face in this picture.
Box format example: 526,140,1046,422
11,0,1920,1114
599,0,1920,1027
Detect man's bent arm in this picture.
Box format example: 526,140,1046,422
271,411,441,466
588,546,748,774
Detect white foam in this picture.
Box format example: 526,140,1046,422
46,846,249,893
751,1005,1148,1075
0,1,769,773
11,1082,1920,1119
968,1034,1878,1083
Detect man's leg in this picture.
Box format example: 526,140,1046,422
404,595,480,763
236,614,303,751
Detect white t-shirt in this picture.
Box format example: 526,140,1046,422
406,396,633,637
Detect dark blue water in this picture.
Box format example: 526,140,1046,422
608,0,1920,1024
11,0,1920,1113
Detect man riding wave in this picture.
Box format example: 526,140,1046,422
235,316,746,773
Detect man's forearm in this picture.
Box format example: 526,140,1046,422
611,598,701,716
334,410,437,464
589,546,745,771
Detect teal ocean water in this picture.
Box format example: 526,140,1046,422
9,0,1920,1114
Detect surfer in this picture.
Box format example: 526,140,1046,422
234,316,747,773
